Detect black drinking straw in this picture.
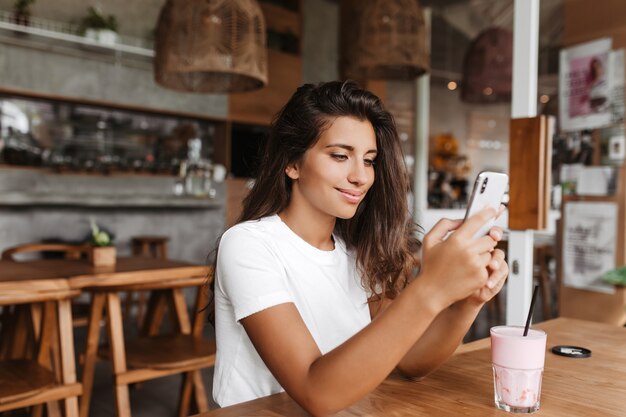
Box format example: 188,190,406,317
523,285,540,336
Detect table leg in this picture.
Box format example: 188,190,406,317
79,292,105,417
57,298,79,417
106,292,131,417
36,302,62,417
140,290,168,337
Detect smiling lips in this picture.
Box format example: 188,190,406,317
336,188,365,204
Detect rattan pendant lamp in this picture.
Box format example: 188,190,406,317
154,0,268,93
461,27,513,103
340,0,429,81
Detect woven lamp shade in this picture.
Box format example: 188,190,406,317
461,27,512,103
154,0,268,93
340,0,429,81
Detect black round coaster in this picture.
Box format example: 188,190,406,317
551,345,592,358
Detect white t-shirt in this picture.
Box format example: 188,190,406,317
212,215,371,407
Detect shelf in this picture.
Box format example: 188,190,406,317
0,10,154,60
0,167,224,209
0,191,222,209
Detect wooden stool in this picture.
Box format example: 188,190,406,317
131,236,169,259
128,236,170,328
0,284,81,416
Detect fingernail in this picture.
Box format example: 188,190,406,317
492,230,502,240
491,260,500,269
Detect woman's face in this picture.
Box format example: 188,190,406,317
285,116,377,220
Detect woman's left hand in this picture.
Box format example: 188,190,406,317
471,248,508,304
462,227,509,308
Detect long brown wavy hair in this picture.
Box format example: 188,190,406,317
209,81,421,318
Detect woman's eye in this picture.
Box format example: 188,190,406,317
364,158,376,167
331,154,348,161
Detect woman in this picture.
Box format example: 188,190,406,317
212,81,508,415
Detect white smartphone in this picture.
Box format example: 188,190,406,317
464,171,509,239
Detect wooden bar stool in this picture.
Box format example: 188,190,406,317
0,281,82,416
131,236,169,259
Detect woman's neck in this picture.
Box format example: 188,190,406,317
278,206,336,251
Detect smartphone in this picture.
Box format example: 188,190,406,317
464,171,509,239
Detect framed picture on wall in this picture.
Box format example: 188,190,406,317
562,201,617,294
559,38,613,132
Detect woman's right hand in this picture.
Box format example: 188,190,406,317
418,207,499,311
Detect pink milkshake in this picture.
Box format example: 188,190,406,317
490,326,547,413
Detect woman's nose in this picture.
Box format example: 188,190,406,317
347,161,369,185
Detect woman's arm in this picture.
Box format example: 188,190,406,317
391,232,509,378
240,208,499,416
242,277,439,416
395,247,508,378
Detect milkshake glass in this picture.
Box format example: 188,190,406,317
490,326,547,413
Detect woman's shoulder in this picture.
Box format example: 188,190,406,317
221,215,281,247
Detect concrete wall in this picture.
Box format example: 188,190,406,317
0,205,224,263
0,0,163,41
0,168,225,263
0,0,227,117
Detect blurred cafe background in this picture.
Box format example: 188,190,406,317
0,0,625,416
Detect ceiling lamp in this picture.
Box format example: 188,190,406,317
340,0,429,81
154,0,268,93
461,27,512,103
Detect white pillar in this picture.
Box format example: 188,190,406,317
413,8,431,233
512,0,540,119
507,0,541,326
413,73,429,231
506,230,536,325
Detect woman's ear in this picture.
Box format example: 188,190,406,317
285,163,299,180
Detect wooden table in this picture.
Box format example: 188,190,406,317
0,257,212,417
197,318,626,416
0,257,209,289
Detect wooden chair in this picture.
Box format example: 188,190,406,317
0,281,81,416
1,243,89,261
80,275,215,417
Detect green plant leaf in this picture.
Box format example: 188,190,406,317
601,266,626,286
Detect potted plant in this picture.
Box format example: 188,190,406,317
79,6,119,46
13,0,35,26
88,218,116,267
